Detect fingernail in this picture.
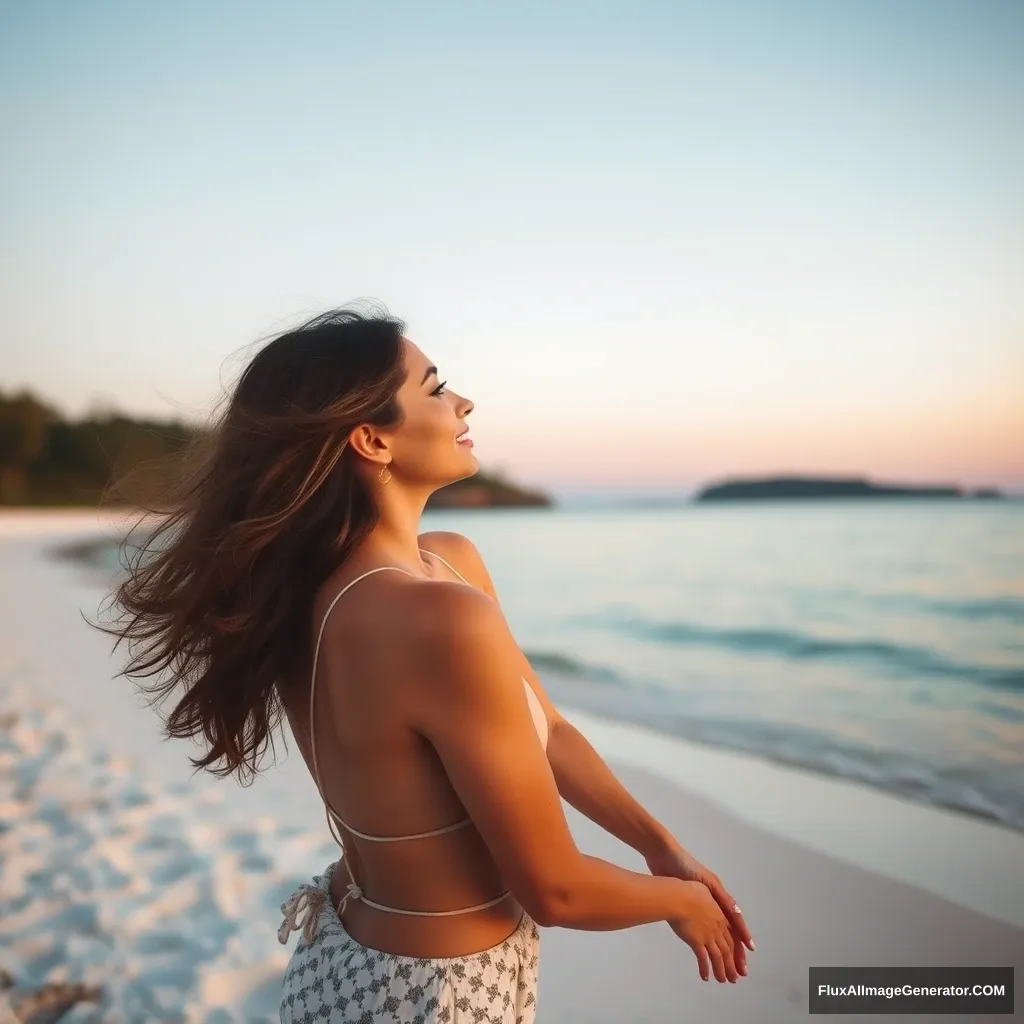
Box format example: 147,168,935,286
749,941,756,951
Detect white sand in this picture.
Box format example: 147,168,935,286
1,508,1021,1023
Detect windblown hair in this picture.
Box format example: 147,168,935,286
98,305,407,783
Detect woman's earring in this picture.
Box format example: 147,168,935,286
378,462,392,484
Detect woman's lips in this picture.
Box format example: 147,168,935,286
456,434,474,448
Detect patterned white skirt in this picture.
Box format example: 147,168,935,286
278,861,540,1023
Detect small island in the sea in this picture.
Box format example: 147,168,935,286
695,475,1005,503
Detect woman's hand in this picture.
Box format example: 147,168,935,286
646,841,754,971
669,880,744,982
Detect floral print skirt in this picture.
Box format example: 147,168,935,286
279,861,540,1023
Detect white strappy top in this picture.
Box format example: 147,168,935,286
307,549,549,918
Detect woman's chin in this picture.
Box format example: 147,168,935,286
452,459,479,482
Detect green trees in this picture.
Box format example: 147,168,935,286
0,389,192,506
0,392,52,503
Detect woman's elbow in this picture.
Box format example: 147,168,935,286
514,874,576,929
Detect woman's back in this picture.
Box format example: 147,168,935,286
282,548,539,958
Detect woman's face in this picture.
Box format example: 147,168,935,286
382,338,477,487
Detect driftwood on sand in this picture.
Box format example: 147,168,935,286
0,971,101,1024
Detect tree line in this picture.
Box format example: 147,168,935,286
0,389,193,506
0,388,551,508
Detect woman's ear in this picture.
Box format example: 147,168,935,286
347,424,391,466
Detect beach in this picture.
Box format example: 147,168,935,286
1,509,1021,1023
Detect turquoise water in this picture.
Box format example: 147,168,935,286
86,500,1024,832
433,500,1024,833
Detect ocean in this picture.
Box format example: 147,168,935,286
81,499,1024,834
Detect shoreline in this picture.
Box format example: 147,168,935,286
560,707,1024,930
2,509,1022,1021
5,508,1024,907
29,508,1024,844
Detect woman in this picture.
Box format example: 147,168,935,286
107,306,753,1023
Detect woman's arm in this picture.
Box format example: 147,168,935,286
546,714,753,958
421,531,676,853
419,531,755,959
403,581,741,982
546,715,674,854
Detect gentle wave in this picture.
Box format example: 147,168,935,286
524,650,623,686
581,615,1024,693
887,594,1024,625
531,667,1024,832
651,715,1024,831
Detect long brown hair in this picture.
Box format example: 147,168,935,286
98,305,407,784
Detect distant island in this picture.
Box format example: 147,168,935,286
0,388,552,510
695,475,1005,503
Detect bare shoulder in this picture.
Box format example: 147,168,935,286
333,570,496,654
314,571,500,695
418,530,494,593
418,529,481,564
402,582,520,701
406,580,499,656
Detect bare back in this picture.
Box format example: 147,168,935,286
282,549,528,957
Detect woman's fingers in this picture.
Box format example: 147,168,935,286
715,930,740,982
710,879,755,952
694,944,710,982
728,921,748,975
734,935,748,976
706,940,727,983
690,929,744,983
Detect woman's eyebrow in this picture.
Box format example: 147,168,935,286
420,365,438,385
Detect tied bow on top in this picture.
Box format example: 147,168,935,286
278,875,362,945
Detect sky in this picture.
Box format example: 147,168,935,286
1,0,1022,496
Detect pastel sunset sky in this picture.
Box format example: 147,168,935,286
2,0,1021,495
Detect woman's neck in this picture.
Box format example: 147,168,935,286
359,484,434,576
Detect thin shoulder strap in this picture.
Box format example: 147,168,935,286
308,566,412,847
421,548,472,587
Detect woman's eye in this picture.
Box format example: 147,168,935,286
432,380,448,396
